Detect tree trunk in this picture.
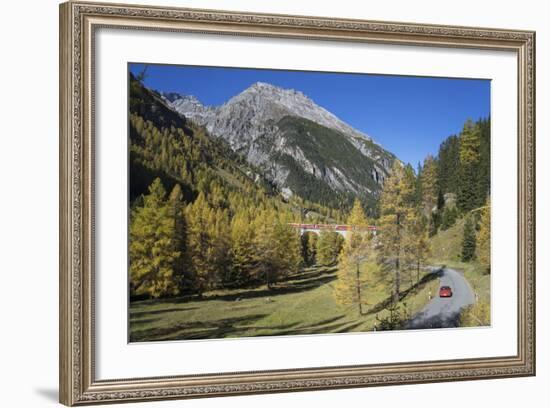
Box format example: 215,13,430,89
356,261,364,316
394,214,401,303
394,256,400,304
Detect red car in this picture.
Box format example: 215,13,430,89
439,286,453,298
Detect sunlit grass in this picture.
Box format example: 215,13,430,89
129,264,437,342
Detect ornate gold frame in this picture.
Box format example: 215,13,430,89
59,1,536,405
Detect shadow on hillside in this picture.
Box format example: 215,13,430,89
131,267,339,307
130,306,199,319
274,318,365,336
130,314,270,342
406,310,460,330
197,267,338,303
130,312,355,343
364,267,443,316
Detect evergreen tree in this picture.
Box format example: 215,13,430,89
477,198,491,273
458,120,482,213
437,135,460,195
477,118,491,203
440,206,459,231
129,178,180,298
461,216,477,262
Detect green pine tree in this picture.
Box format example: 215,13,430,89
461,216,477,262
458,120,482,213
440,206,459,231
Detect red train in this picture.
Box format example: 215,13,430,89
287,223,378,231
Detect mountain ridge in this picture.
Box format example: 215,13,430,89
161,81,397,208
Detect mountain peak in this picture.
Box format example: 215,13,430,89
155,80,395,204
165,81,386,153
250,81,277,90
162,92,214,126
162,92,203,105
243,82,307,100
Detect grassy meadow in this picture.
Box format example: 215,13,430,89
130,264,439,342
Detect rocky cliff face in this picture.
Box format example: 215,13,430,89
162,82,396,205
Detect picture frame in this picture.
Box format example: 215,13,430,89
59,1,536,405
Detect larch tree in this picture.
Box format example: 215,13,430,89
477,118,491,203
208,207,232,286
421,155,438,234
252,209,279,289
229,211,257,287
129,178,180,298
414,161,423,208
168,183,189,293
316,231,344,266
334,199,373,316
272,212,302,280
404,211,431,289
477,198,491,273
301,232,318,266
421,155,438,215
379,162,416,304
185,192,218,296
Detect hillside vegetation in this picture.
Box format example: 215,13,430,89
429,215,491,326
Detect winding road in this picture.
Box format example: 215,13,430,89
407,267,475,329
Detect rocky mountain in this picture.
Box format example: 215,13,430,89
162,82,396,207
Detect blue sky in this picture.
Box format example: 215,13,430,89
130,63,490,166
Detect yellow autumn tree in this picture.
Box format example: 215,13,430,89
477,197,491,273
379,162,416,303
421,155,438,216
404,211,431,289
129,178,180,298
333,199,377,316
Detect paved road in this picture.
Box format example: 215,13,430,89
407,267,475,329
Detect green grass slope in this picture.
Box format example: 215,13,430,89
429,218,491,307
130,264,438,342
